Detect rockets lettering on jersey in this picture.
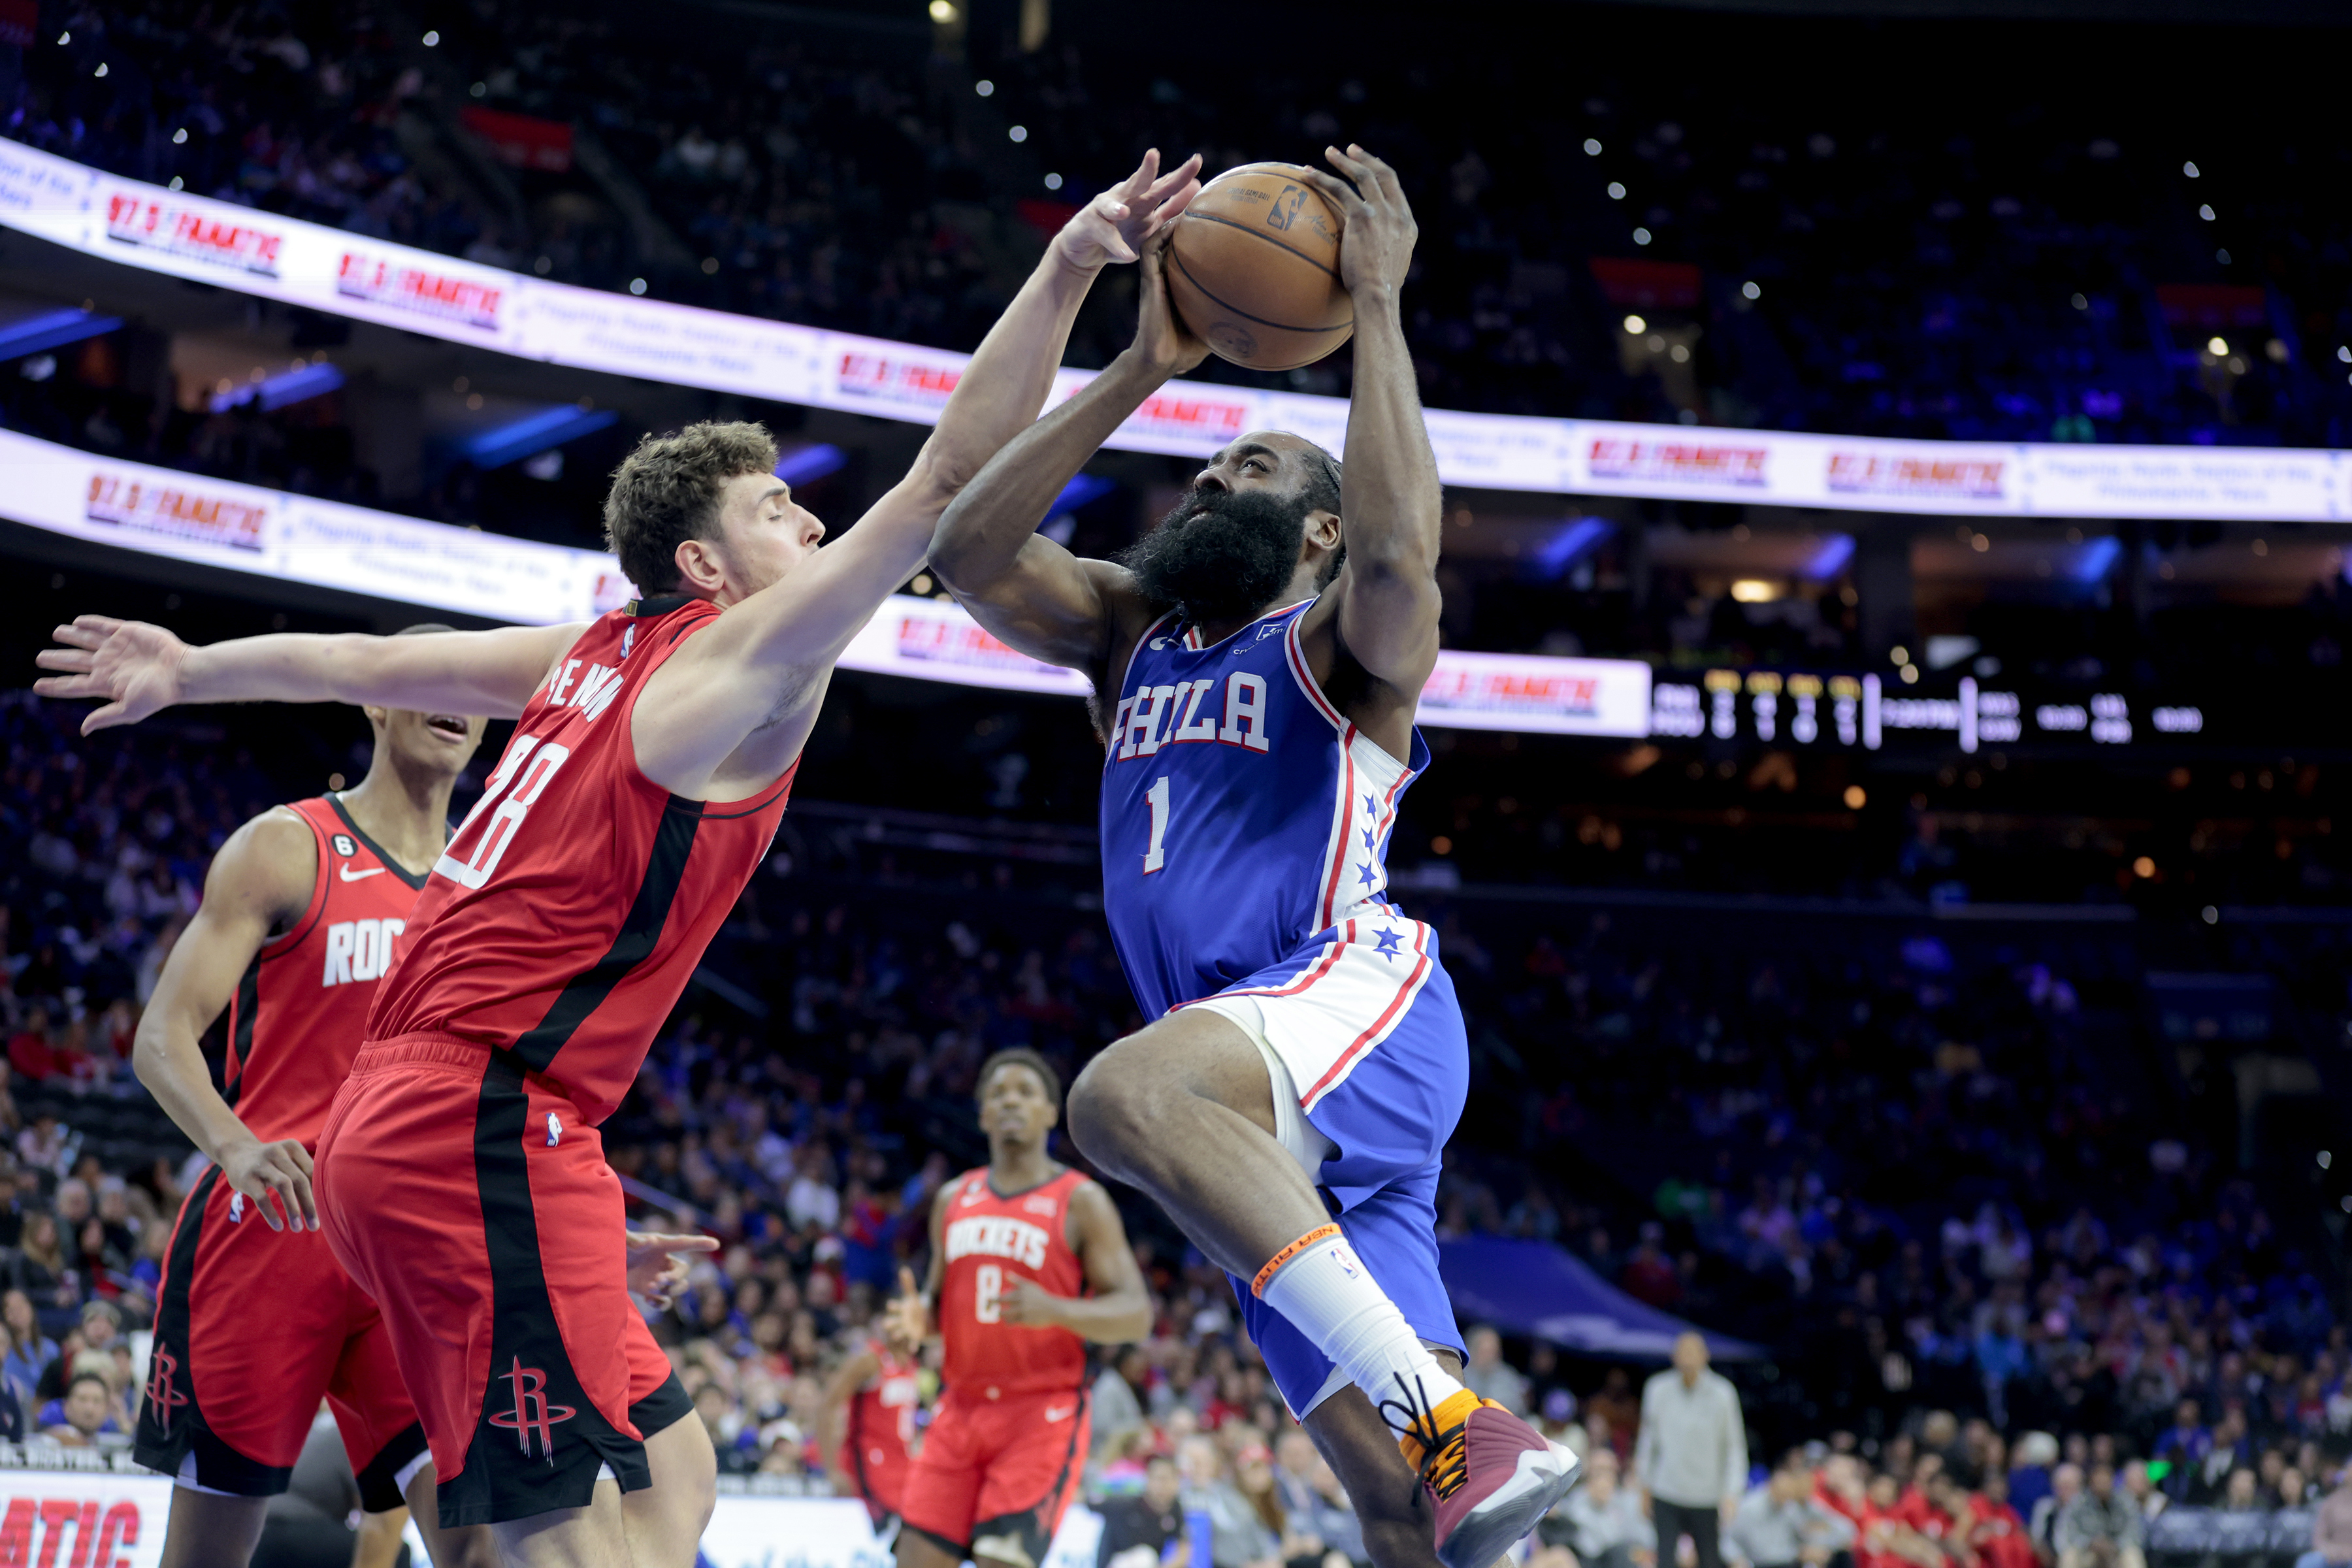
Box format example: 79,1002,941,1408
938,1169,1089,1397
943,1214,1053,1271
208,796,428,1145
1100,600,1433,1019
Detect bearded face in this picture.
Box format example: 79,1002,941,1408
1119,483,1315,623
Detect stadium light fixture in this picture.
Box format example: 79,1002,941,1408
1044,173,1062,190
1584,140,1602,156
422,30,439,46
2198,204,2215,221
1606,182,1625,200
2183,161,2200,178
1729,579,1780,603
2206,336,2228,357
1009,125,1028,143
461,404,621,469
929,0,958,20
1623,315,1646,335
172,128,187,144
975,80,994,97
1742,281,1761,301
1844,787,1867,809
1632,228,1652,246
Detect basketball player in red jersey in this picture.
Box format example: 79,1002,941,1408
37,149,1201,1568
127,634,499,1568
883,1049,1150,1568
821,1334,923,1531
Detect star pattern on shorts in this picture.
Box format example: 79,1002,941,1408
1364,793,1377,817
1362,826,1379,852
1373,927,1405,958
1356,862,1380,887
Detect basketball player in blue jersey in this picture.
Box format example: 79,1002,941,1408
928,146,1576,1568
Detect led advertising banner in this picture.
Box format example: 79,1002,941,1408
4,138,2347,521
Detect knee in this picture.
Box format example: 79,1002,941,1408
1066,1047,1158,1166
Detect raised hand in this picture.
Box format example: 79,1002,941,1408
1053,148,1204,274
624,1229,719,1310
1131,226,1211,376
219,1135,318,1233
883,1264,932,1352
1298,144,1418,302
33,616,191,735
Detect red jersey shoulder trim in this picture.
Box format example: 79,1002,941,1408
256,801,329,962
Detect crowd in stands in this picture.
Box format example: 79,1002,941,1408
0,682,2339,1568
8,5,2352,448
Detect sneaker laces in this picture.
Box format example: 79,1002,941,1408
1376,1371,1470,1501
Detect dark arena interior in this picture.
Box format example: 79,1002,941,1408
1,1,2351,1566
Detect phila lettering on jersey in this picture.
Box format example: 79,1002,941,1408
1099,600,1433,1018
208,796,428,1145
367,596,794,1123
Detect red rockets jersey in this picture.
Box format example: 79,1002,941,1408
210,795,428,1145
937,1167,1090,1397
840,1338,920,1518
365,596,794,1123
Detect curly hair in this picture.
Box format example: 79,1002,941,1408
602,421,779,594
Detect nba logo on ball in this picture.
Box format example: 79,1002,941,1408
1167,161,1355,373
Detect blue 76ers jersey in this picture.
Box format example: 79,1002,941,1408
1101,599,1431,1018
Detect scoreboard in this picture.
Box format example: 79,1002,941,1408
1646,670,2213,754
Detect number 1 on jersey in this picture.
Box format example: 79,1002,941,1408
1143,776,1171,874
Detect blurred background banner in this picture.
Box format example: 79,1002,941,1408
1439,1237,1765,1361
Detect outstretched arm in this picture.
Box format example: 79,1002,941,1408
928,227,1209,676
641,155,1200,719
35,616,581,734
132,809,323,1232
1299,146,1443,693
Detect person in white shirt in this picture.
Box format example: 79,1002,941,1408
1637,1333,1750,1568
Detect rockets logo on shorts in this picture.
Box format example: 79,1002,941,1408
143,1345,189,1433
487,1357,576,1461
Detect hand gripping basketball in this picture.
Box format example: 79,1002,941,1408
1298,144,1418,302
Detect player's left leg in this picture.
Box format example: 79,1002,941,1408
616,1321,717,1568
968,1390,1091,1568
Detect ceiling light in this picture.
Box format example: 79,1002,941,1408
1623,315,1646,335
2207,336,2228,356
1742,281,1761,300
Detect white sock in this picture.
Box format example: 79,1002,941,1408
1256,1224,1467,1421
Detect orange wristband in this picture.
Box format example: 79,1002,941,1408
1251,1223,1343,1299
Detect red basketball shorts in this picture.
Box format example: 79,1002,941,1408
134,1162,424,1507
902,1385,1090,1566
316,1036,689,1528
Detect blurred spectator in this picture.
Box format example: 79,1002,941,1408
1464,1326,1529,1417
1273,1429,1364,1568
1179,1434,1279,1568
1098,1452,1186,1568
41,1367,124,1447
2055,1462,2144,1568
2297,1466,2352,1568
1728,1452,1857,1568
1641,1333,1750,1568
1541,1446,1656,1568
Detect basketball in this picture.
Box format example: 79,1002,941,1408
1165,162,1354,372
